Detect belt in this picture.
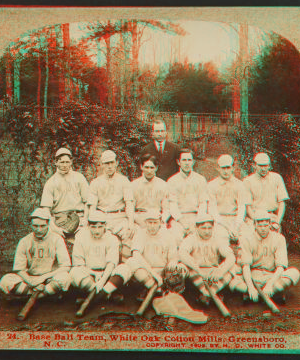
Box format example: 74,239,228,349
100,209,125,214
135,209,147,213
181,211,197,214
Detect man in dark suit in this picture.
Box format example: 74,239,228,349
141,120,180,181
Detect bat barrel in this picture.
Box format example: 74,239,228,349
76,289,96,318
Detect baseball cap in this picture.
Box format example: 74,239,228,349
254,210,271,221
88,211,107,223
217,154,233,168
145,209,161,220
101,150,116,163
55,147,72,158
195,213,214,225
254,153,270,165
30,208,51,221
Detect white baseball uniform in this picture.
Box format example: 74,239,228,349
113,227,178,286
167,170,210,239
229,228,300,291
70,227,120,290
0,230,71,296
88,172,133,240
179,226,235,294
131,175,170,227
243,171,289,214
208,175,251,234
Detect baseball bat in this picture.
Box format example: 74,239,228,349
136,284,158,316
17,291,40,321
76,288,97,318
253,281,280,313
202,279,231,318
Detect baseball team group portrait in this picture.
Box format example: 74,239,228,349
1,8,300,341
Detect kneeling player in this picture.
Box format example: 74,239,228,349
229,210,300,302
0,208,71,299
70,212,119,295
179,214,235,305
94,209,183,301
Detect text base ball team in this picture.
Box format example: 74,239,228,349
0,121,299,320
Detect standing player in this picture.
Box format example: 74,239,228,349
141,120,180,181
92,209,182,302
88,150,134,259
168,148,210,240
0,208,71,299
229,210,299,302
40,147,89,240
70,211,119,295
179,214,234,305
131,153,170,228
243,153,289,230
208,154,250,240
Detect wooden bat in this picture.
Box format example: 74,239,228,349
202,279,231,317
136,284,158,316
253,281,280,313
17,291,40,321
76,288,97,318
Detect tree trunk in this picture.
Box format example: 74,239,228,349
105,21,113,108
239,23,249,129
13,55,20,104
37,50,41,122
5,49,13,103
62,23,71,101
44,43,49,120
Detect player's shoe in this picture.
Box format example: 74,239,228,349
243,293,250,302
136,288,147,302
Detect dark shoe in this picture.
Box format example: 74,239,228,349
274,292,286,304
198,294,211,306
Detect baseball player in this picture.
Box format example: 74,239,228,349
0,208,71,299
40,147,89,240
70,211,119,295
92,209,183,302
131,153,170,228
167,148,210,241
208,154,250,240
229,210,299,303
243,153,289,230
179,213,235,306
88,150,134,259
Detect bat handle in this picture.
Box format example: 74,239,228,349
76,288,97,318
136,283,158,316
203,279,231,318
17,291,40,321
253,281,280,313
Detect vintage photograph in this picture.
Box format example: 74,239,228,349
0,7,300,352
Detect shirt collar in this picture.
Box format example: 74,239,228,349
155,140,166,152
180,169,193,179
218,175,234,185
142,175,156,183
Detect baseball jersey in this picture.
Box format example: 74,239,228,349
72,228,119,269
88,173,133,212
243,172,289,213
131,175,169,217
13,230,71,276
40,170,89,214
131,227,178,268
239,229,288,271
167,170,210,221
179,226,234,268
208,176,251,216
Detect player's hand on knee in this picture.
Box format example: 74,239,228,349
34,284,45,292
28,275,46,288
248,285,259,302
92,271,103,283
94,279,106,293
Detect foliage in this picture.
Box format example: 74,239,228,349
233,114,300,251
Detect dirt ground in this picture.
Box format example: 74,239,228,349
0,253,300,333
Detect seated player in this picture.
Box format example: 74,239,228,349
70,211,119,295
88,150,134,260
0,208,71,299
167,148,210,240
229,210,300,303
131,153,170,228
179,213,235,305
208,154,250,240
93,209,185,302
40,147,89,242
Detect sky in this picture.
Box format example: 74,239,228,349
62,20,267,72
